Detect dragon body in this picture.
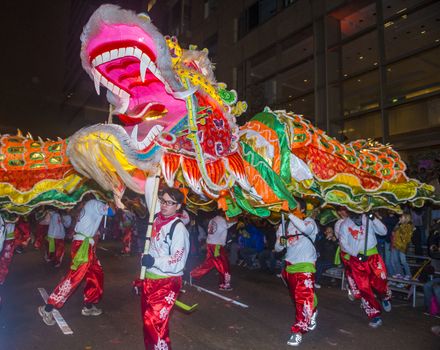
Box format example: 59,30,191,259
0,133,101,214
0,5,437,216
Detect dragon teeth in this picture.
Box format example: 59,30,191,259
91,68,101,95
130,124,164,151
140,53,151,82
90,45,174,101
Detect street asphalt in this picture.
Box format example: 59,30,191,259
0,241,438,350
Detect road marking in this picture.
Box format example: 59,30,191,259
38,288,73,335
187,282,249,308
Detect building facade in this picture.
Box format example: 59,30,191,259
151,0,440,162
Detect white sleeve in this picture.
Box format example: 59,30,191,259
94,200,109,216
288,214,315,235
372,218,387,236
339,227,358,257
154,223,190,274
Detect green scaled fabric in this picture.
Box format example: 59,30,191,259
252,110,292,184
225,196,243,217
240,142,297,210
233,186,271,217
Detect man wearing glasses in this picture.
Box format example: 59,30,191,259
140,187,190,350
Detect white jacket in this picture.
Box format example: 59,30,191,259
47,212,66,239
338,215,387,257
275,215,318,264
148,217,190,277
206,215,236,245
74,199,109,244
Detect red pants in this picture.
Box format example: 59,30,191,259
0,240,15,284
141,276,182,350
350,253,391,318
121,227,132,254
282,268,317,334
15,221,31,248
190,244,231,288
47,240,103,308
34,224,48,250
45,238,65,266
341,251,361,299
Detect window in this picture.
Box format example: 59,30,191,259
277,59,314,103
238,0,278,39
204,0,218,19
280,27,313,69
204,33,218,61
343,112,382,141
384,2,440,60
386,46,440,105
342,30,378,76
329,2,376,40
343,70,380,116
389,97,440,135
382,0,428,20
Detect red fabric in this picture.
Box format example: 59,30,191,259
282,268,317,334
141,276,182,350
349,253,391,318
152,213,179,239
341,250,361,299
47,240,103,308
0,167,72,192
121,227,132,254
15,220,31,247
34,224,48,249
0,240,15,284
45,238,65,266
190,244,231,288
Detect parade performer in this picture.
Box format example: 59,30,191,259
0,218,16,285
334,207,361,301
14,216,31,253
275,199,319,347
338,211,392,328
120,209,135,255
38,197,114,325
190,211,236,291
44,209,66,267
34,208,50,250
140,187,189,350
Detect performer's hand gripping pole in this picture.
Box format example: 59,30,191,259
140,168,161,280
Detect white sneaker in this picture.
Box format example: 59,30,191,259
347,288,355,302
382,299,392,312
287,332,302,346
38,306,55,326
368,317,383,328
81,305,102,316
314,283,321,289
308,310,318,331
219,284,233,291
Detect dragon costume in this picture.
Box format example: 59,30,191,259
0,5,437,216
0,132,103,214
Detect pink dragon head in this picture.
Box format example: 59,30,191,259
80,4,245,160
